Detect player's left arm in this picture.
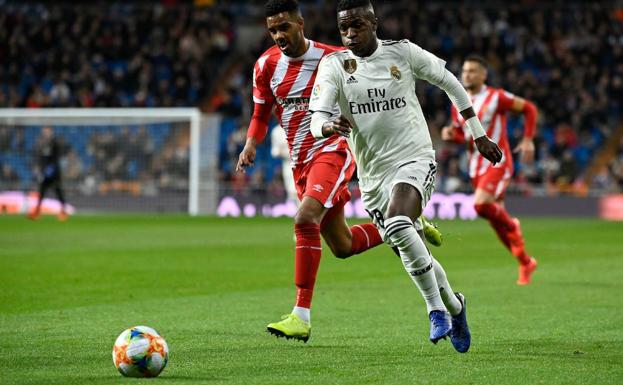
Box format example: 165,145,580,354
500,91,538,163
408,42,502,164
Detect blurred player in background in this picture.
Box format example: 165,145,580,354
270,124,298,205
28,126,69,221
441,55,538,285
236,0,385,342
310,0,504,352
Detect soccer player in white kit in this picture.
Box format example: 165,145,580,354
270,124,298,205
309,0,503,352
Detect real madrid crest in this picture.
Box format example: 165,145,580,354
390,65,401,80
344,59,357,74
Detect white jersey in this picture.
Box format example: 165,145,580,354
271,124,297,203
309,39,450,194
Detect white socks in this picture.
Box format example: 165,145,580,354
385,216,445,313
292,306,311,324
431,257,462,316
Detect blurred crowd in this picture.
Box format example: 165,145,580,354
0,124,189,196
0,2,234,108
1,1,622,198
213,1,623,197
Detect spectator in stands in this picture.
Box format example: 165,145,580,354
213,1,622,196
1,163,19,186
2,2,622,196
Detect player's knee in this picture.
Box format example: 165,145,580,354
385,201,422,220
386,183,423,219
294,208,321,225
474,203,493,218
382,215,414,245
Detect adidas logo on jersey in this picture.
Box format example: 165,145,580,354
346,76,358,84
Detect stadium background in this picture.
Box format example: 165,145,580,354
2,2,623,384
0,0,622,217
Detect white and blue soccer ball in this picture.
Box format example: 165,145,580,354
112,325,169,378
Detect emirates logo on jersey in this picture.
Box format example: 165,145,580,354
390,65,401,80
343,59,357,74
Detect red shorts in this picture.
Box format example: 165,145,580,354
293,149,355,209
472,167,512,200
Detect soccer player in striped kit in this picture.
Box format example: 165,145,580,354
442,55,538,285
236,0,386,342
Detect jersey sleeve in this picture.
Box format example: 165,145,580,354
408,42,472,113
309,56,340,114
407,42,448,85
252,58,274,106
497,89,515,112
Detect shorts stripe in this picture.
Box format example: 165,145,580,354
422,163,437,193
493,168,511,198
324,150,352,207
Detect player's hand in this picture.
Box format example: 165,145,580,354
236,144,256,173
474,136,503,165
441,126,456,141
513,137,535,163
321,115,352,138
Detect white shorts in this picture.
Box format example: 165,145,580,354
362,156,437,233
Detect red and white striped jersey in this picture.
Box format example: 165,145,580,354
253,40,348,169
451,85,515,178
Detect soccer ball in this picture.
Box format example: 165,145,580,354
112,325,169,378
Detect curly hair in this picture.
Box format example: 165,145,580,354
265,0,300,17
337,0,373,12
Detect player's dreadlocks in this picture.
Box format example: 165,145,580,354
265,0,300,17
337,0,373,12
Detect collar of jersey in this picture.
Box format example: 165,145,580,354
469,84,489,100
283,39,312,62
349,39,383,61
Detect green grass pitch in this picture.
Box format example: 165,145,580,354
1,215,622,385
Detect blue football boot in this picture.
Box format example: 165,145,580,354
429,310,451,343
449,293,471,353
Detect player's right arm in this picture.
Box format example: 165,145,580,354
498,90,538,163
407,42,502,164
309,56,352,139
236,60,275,173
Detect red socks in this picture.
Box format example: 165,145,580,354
294,223,322,309
474,203,516,232
294,222,383,309
474,203,530,265
349,223,383,255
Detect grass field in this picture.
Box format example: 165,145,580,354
1,215,622,385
